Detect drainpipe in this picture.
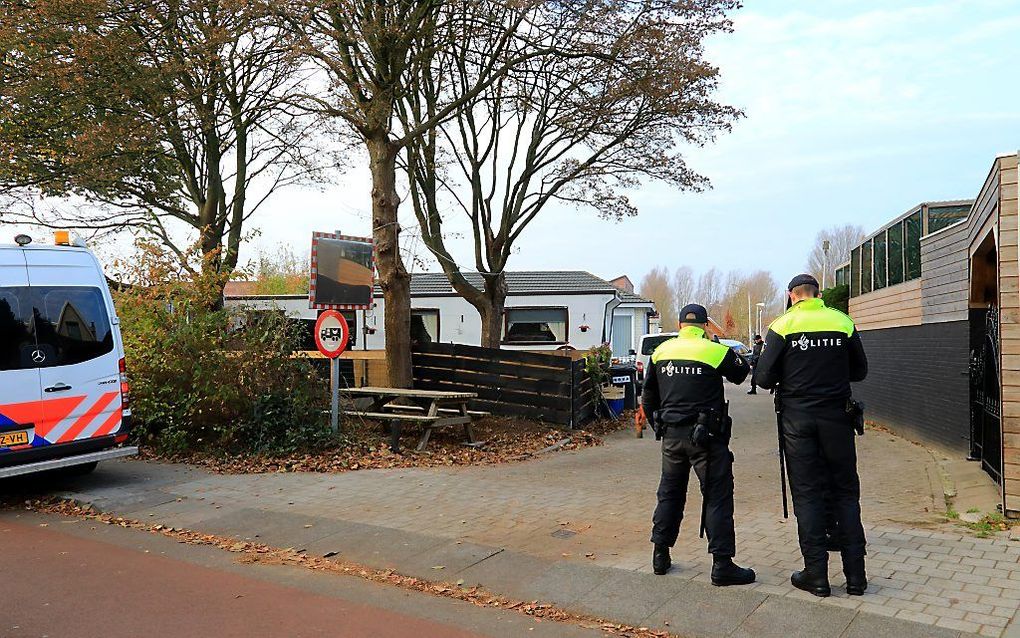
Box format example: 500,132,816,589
602,292,623,345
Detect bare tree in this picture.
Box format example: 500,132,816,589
717,269,781,341
400,0,740,348
0,0,327,285
806,224,866,288
672,266,696,316
632,266,780,340
640,267,678,329
695,267,723,315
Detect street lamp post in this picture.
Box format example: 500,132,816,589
756,302,766,336
822,240,831,289
747,294,752,344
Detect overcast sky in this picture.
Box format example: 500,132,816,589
240,0,1020,287
9,1,1020,289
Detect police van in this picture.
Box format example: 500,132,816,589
0,231,137,478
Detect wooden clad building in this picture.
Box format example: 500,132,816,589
837,152,1020,514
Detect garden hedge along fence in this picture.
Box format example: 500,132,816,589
411,342,598,428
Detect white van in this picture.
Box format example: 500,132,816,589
0,232,137,478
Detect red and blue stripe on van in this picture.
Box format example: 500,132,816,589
0,394,122,452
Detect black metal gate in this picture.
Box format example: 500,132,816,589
970,305,1002,484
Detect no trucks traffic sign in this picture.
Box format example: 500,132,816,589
315,310,350,359
315,309,349,434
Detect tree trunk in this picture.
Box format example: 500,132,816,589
367,136,413,388
197,216,226,311
447,271,507,349
478,272,507,349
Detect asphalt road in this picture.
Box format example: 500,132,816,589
0,510,600,638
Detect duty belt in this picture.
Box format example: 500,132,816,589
651,412,698,440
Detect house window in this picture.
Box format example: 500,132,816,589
850,247,860,297
503,307,568,344
860,239,872,294
888,222,904,286
927,204,969,233
905,211,922,280
411,309,439,344
873,230,887,290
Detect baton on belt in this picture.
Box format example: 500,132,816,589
775,389,789,519
698,411,711,539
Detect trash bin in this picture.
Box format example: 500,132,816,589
609,364,639,410
602,385,626,417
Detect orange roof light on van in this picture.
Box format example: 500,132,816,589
53,230,86,247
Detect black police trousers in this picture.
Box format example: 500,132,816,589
781,398,866,573
651,425,736,557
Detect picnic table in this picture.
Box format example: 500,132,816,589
342,387,487,452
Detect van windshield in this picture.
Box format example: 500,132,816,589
0,289,32,371
0,286,113,370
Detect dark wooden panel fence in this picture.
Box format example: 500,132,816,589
411,342,598,428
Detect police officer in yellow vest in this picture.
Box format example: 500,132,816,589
755,274,869,597
642,304,755,585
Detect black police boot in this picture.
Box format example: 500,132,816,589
791,569,831,597
652,544,672,575
711,556,756,586
843,556,867,596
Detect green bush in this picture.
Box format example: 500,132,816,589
821,284,850,314
114,245,330,456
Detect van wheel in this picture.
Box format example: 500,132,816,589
67,461,99,475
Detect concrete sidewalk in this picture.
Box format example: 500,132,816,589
28,390,1020,638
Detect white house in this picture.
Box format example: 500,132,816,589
224,271,657,354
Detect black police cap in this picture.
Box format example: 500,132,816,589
787,273,819,291
679,303,709,324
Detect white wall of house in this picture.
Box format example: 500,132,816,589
225,291,625,351
368,292,621,351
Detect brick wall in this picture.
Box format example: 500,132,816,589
853,321,970,455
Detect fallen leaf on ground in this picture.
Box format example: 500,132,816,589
135,414,630,475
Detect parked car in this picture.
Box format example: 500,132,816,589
636,331,678,385
719,339,754,367
1,231,137,479
637,333,754,385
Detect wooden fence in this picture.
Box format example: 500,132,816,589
296,350,389,387
411,342,598,428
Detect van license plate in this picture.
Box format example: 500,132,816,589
0,431,30,447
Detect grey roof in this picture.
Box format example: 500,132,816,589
618,289,654,304
373,271,622,297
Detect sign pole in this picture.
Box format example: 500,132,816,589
330,357,340,434
314,309,351,436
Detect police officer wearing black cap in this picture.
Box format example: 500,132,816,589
754,274,869,597
642,303,755,585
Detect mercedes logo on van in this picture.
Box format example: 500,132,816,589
31,349,46,364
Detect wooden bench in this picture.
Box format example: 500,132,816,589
383,404,492,418
341,387,481,452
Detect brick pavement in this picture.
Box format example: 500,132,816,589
50,391,1020,637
